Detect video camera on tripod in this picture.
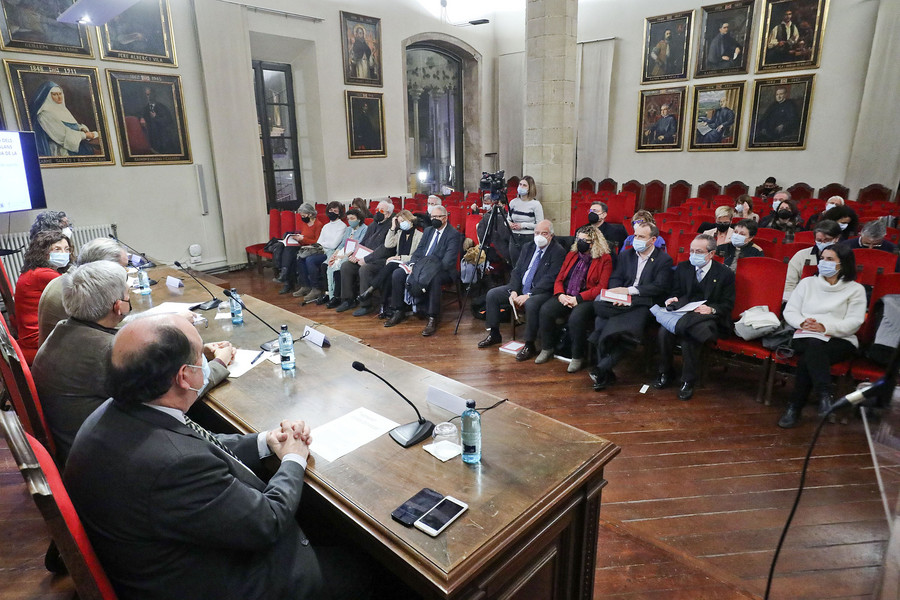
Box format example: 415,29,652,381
479,170,506,202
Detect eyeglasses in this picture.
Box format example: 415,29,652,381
689,250,710,255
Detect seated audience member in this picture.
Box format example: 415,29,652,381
840,219,896,253
273,203,323,288
477,219,565,358
720,219,764,270
703,206,735,247
64,314,372,600
777,245,866,428
289,201,348,298
33,262,234,464
413,194,443,228
756,176,780,199
760,194,804,242
38,237,128,345
314,209,367,306
733,194,759,222
535,226,612,369
384,205,461,336
822,205,859,241
350,197,370,219
805,195,844,230
759,190,790,225
588,221,673,390
29,210,73,241
650,234,735,400
623,210,666,250
335,200,394,312
356,210,422,318
587,201,627,253
783,220,840,301
14,230,72,363
475,193,511,265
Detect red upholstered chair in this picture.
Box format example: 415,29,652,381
575,177,596,193
465,214,482,243
621,180,643,206
244,209,281,272
851,274,900,382
781,242,814,267
756,227,786,244
279,210,296,237
712,195,733,207
853,248,898,287
714,257,787,404
607,192,636,227
787,182,814,200
0,257,17,337
446,206,464,233
723,181,749,199
597,178,617,194
0,411,117,600
858,184,893,204
642,180,666,212
792,230,815,245
886,227,900,245
752,238,782,261
667,180,692,209
0,315,55,457
697,181,721,202
818,183,849,200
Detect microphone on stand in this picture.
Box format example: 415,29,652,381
222,288,283,352
173,261,221,311
351,361,434,447
109,234,156,268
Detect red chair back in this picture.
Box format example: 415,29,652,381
752,238,782,261
853,248,898,287
465,214,481,243
756,227,786,244
597,178,617,194
266,209,280,238
858,184,893,204
698,181,721,201
279,210,295,236
0,257,17,337
731,257,787,319
792,230,815,244
858,274,900,343
576,177,595,193
667,180,692,209
886,227,900,245
787,182,814,200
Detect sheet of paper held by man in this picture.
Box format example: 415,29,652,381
669,300,706,313
310,407,399,462
226,349,274,378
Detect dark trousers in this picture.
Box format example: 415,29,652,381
509,233,529,266
657,326,710,384
592,304,652,373
484,285,549,343
375,263,402,309
297,254,327,288
539,299,595,358
279,246,302,280
339,261,361,300
790,337,857,407
390,268,453,317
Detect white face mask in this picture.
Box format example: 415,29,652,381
824,203,836,212
533,234,549,248
771,201,781,212
61,226,73,238
517,185,528,196
838,222,849,230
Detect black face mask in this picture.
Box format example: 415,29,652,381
587,212,600,225
327,212,339,221
373,212,385,223
576,239,591,254
431,218,443,229
300,215,311,223
777,210,793,219
715,223,730,232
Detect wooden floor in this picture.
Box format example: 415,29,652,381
2,265,895,599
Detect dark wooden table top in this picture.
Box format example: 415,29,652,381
135,267,620,595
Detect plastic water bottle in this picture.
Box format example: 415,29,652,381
279,325,295,370
138,267,151,295
461,400,481,464
229,288,243,325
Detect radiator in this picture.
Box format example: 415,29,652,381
0,223,116,292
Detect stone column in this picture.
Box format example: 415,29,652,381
523,0,577,234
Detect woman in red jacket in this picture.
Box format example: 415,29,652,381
534,226,612,371
14,230,71,363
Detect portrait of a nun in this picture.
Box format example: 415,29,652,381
29,81,98,157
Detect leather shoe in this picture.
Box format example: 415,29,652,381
478,332,502,348
278,283,294,295
315,294,330,306
353,304,375,317
335,300,358,313
325,297,342,309
516,343,536,362
652,371,675,390
384,311,406,327
778,405,801,429
292,286,312,298
422,317,438,337
592,370,617,391
357,286,374,302
678,381,694,401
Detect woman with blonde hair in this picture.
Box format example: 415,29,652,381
703,205,735,247
534,226,613,371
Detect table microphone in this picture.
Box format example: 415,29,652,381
109,234,156,268
351,361,434,447
173,261,221,311
222,288,283,352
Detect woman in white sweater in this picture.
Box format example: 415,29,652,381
293,201,347,298
778,244,866,428
507,175,543,264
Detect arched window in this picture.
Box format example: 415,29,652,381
406,45,463,195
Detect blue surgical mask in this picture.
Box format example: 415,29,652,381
817,260,838,278
815,241,833,253
824,203,836,212
48,251,69,268
399,220,412,231
185,355,211,396
771,200,781,212
632,238,648,253
731,233,747,248
348,219,359,229
689,252,709,268
517,185,528,196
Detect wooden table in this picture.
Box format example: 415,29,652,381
136,267,620,600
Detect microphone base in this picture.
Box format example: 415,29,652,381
390,420,435,448
192,298,221,311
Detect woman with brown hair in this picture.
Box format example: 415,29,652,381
507,175,543,264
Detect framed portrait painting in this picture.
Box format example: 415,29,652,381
688,82,745,151
0,0,93,57
756,0,829,73
345,91,385,158
106,70,191,165
98,0,177,66
3,60,113,166
340,11,382,87
641,11,693,84
695,1,755,78
636,87,687,152
747,75,815,150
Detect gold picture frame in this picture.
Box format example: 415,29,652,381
636,86,687,152
0,0,93,58
747,75,815,150
694,0,755,78
340,11,382,87
97,0,177,67
641,10,694,84
688,82,745,151
756,0,829,73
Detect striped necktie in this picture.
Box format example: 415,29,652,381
183,416,245,466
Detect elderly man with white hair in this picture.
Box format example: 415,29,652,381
840,219,898,253
805,195,846,230
334,199,395,312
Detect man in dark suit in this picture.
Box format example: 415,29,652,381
477,219,566,360
588,222,673,389
840,219,896,253
64,314,370,600
384,204,461,336
334,199,394,312
651,234,735,400
588,201,627,255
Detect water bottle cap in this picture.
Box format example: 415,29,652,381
466,399,476,408
281,324,288,331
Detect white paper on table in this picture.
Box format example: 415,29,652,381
226,349,274,378
126,275,137,288
668,300,707,314
311,408,399,463
423,440,461,462
136,302,199,316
